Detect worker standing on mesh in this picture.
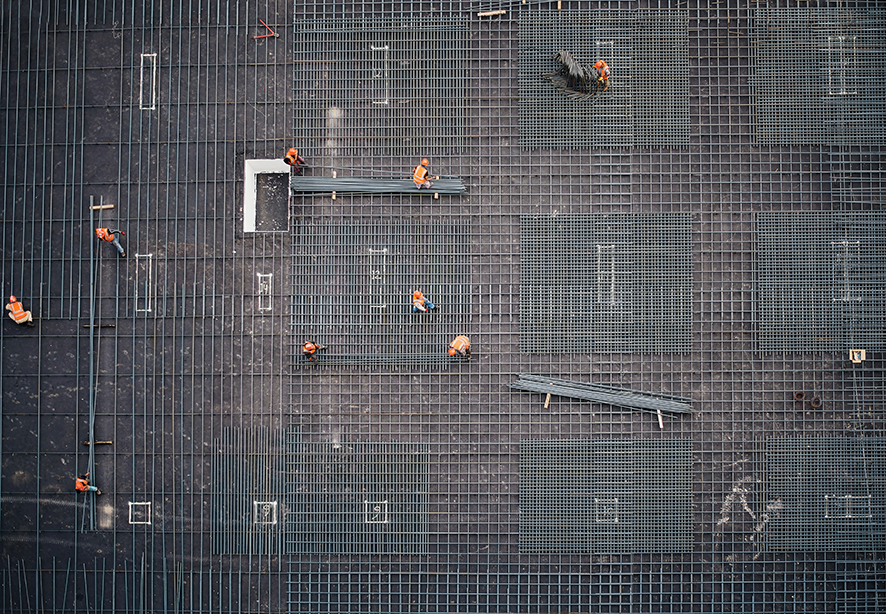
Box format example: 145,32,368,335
95,227,126,257
6,295,34,326
284,147,306,175
449,335,471,359
594,60,610,92
75,472,101,495
412,158,438,190
302,340,326,362
412,290,437,313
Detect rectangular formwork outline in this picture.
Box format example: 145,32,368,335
139,53,157,110
134,254,154,313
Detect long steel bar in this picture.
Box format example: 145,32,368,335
291,176,467,195
510,374,694,415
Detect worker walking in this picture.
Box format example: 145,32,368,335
448,335,471,359
6,295,34,326
302,340,326,362
95,228,126,257
284,147,307,175
412,158,439,190
594,60,610,92
412,290,437,313
75,472,101,495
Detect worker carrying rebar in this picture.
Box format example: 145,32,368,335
6,295,34,326
412,158,439,190
75,472,101,495
284,147,307,175
594,60,610,92
412,290,437,313
448,335,471,359
302,340,326,362
95,228,126,257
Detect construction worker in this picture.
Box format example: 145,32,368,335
302,340,326,362
412,158,439,190
593,60,610,92
6,295,34,326
448,335,471,359
75,472,101,495
284,147,306,175
412,290,436,313
95,228,126,257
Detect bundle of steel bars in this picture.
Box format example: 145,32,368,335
291,176,467,195
510,374,694,415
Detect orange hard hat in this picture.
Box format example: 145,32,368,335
448,347,457,356
421,158,429,166
9,295,16,302
413,290,422,298
304,342,315,351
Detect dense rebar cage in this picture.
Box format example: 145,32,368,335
1,1,886,613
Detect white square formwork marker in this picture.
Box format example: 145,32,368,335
243,159,290,233
128,501,152,525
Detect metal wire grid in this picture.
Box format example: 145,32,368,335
289,217,471,366
750,6,886,146
0,0,885,612
518,10,690,149
763,436,886,552
758,212,886,352
293,17,468,159
520,214,692,353
519,439,693,553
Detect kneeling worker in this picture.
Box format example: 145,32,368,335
448,335,471,359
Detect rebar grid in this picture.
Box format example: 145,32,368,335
0,0,884,613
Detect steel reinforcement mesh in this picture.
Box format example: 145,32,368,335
750,6,886,146
0,1,885,613
520,214,692,353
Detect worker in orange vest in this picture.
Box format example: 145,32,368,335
448,335,471,359
284,147,306,175
302,340,326,362
75,472,101,495
95,228,126,257
594,60,610,91
412,290,436,313
6,295,34,326
412,158,439,189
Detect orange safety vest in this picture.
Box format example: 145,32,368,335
75,477,89,492
6,301,29,324
284,148,300,165
595,60,610,79
412,164,429,186
450,335,470,354
413,292,426,310
95,228,114,242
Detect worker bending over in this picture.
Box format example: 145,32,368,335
284,147,307,175
594,60,610,92
302,340,326,362
412,290,437,313
412,158,438,190
449,335,471,359
6,295,34,326
95,228,126,257
75,472,101,495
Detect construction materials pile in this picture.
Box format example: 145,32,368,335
510,374,694,416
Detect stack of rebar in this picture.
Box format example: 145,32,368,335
291,176,467,195
510,374,693,415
